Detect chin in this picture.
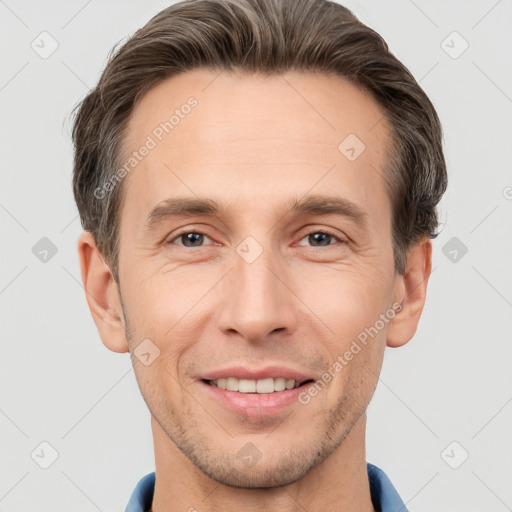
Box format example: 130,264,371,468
201,458,314,489
186,440,327,489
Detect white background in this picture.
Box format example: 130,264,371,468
1,0,511,511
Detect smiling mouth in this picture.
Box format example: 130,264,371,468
202,377,315,394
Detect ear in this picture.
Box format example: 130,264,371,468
386,237,432,348
77,231,129,353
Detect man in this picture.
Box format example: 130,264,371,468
71,0,447,510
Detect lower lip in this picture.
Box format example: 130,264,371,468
200,380,311,417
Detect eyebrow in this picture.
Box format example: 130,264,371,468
144,194,368,230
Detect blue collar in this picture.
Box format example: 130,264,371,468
125,462,408,512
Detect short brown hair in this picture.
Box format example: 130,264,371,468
71,0,447,281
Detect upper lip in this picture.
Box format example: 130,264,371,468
200,365,317,383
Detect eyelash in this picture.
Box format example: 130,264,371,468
167,228,347,248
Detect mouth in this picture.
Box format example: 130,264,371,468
198,365,318,417
200,377,317,417
203,377,315,394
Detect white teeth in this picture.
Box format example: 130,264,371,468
209,377,304,393
274,377,286,391
256,378,274,393
226,377,239,391
238,379,256,393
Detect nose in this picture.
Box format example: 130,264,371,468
216,243,299,343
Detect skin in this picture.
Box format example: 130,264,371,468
78,69,431,512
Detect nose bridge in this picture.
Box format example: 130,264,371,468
217,239,297,341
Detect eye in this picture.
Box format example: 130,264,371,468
167,229,346,249
296,230,346,247
168,230,213,248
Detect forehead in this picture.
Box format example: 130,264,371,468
120,68,393,223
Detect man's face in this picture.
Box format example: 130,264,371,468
117,69,402,487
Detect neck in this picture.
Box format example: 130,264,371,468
150,413,375,512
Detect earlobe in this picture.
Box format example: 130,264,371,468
386,238,432,348
77,231,129,353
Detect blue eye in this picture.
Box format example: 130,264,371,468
170,231,212,247
297,231,343,247
168,229,345,249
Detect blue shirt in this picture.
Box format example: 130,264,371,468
125,462,408,512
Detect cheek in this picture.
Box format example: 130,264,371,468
295,268,393,398
123,267,217,383
297,264,393,338
321,316,387,410
124,263,209,331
